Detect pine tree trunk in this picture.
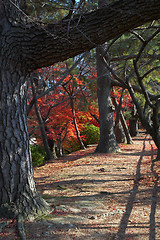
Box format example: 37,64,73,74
95,44,119,153
0,62,49,219
95,0,119,153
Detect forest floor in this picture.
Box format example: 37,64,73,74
1,132,160,240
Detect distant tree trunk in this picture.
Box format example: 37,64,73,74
57,139,63,157
31,79,53,161
47,138,57,159
44,125,57,159
112,94,133,144
129,119,139,137
70,98,86,149
120,111,133,144
113,88,127,143
129,104,139,137
127,82,160,160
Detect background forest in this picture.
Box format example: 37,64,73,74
25,0,160,166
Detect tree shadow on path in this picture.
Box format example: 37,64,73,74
115,136,160,240
149,140,160,240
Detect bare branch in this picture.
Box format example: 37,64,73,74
130,30,145,42
27,52,88,115
103,57,127,86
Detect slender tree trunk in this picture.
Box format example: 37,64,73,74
31,79,53,161
47,138,57,159
57,139,63,157
120,112,133,144
129,104,139,137
113,89,127,143
112,95,133,144
0,64,49,219
70,98,86,149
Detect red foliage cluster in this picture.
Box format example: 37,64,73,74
27,63,99,150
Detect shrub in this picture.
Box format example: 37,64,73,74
81,123,100,146
64,124,99,154
31,145,46,167
64,137,81,154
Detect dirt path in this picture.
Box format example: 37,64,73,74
1,133,160,239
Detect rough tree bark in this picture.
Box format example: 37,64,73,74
2,1,160,69
0,1,50,219
95,0,119,153
0,47,49,219
95,44,119,153
1,0,160,219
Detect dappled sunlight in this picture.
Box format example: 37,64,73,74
2,134,160,239
28,135,160,239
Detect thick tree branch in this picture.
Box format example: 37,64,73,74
104,58,160,101
7,0,160,70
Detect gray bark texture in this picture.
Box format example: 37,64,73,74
95,0,119,153
0,1,49,219
1,0,160,218
0,53,49,218
1,1,160,69
95,45,119,153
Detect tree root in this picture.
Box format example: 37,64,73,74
17,214,26,240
